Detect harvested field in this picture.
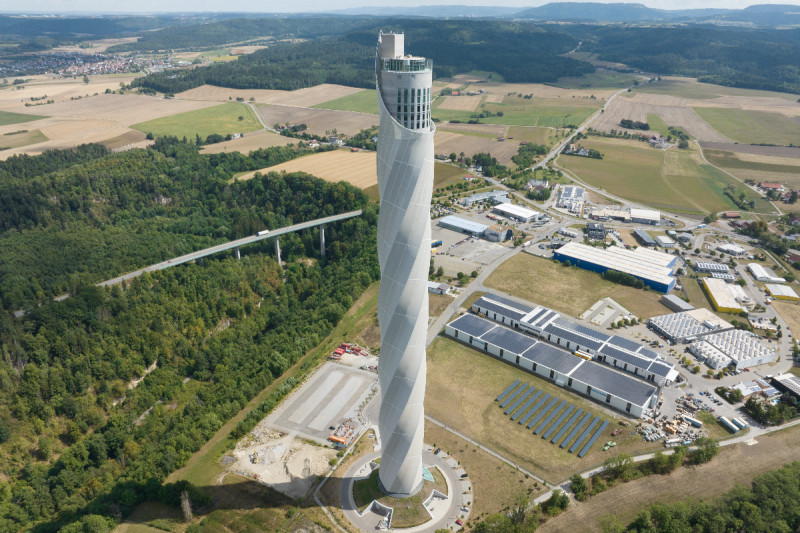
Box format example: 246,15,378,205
592,95,732,143
99,130,146,150
484,253,666,320
234,150,377,189
703,149,800,189
0,118,133,159
9,93,217,125
699,142,800,159
435,130,520,166
772,301,800,336
256,104,377,136
507,125,563,147
179,83,363,107
52,37,139,53
426,337,661,484
556,69,641,89
697,95,800,117
634,76,800,102
436,122,507,137
0,74,140,110
465,81,617,100
540,424,800,532
202,129,295,154
437,95,483,111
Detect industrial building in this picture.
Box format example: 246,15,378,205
748,263,786,284
492,202,540,222
557,186,585,213
766,283,800,301
586,222,606,240
427,281,450,294
485,224,513,242
648,308,734,344
710,272,737,282
702,277,751,313
634,229,657,247
590,207,630,222
553,242,677,293
695,261,729,274
655,235,676,248
660,294,695,313
437,215,488,236
717,243,747,256
772,373,800,399
558,227,578,239
461,190,510,206
445,313,659,417
630,208,660,225
689,329,776,371
471,293,678,386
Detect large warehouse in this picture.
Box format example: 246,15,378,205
461,190,510,206
766,284,800,301
689,329,776,371
630,208,661,225
445,313,659,417
553,242,677,293
472,293,678,386
648,308,734,343
702,278,751,313
748,263,786,284
492,202,540,223
437,215,488,236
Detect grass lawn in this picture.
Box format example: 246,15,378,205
555,69,640,89
646,113,671,137
633,78,800,101
484,253,667,320
434,161,471,190
312,89,378,114
557,137,767,215
352,468,446,527
426,337,662,484
0,110,47,126
132,102,262,139
693,107,800,146
540,422,800,532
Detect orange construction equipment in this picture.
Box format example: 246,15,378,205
329,435,346,445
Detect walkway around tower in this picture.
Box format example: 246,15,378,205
98,210,363,287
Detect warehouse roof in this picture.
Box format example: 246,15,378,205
661,294,695,312
766,284,799,299
703,277,744,311
438,215,488,234
630,208,660,222
774,373,800,396
473,293,532,321
555,242,675,287
568,362,657,406
634,229,657,245
493,202,539,220
448,313,498,337
748,263,785,283
522,343,582,375
696,261,729,272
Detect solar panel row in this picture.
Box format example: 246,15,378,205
511,390,541,421
535,400,567,435
526,397,559,429
505,388,534,415
500,384,529,408
560,413,592,448
543,405,575,440
552,409,584,444
569,417,601,453
519,393,550,426
496,379,521,402
578,421,610,458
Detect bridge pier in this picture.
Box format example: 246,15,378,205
275,237,282,265
234,247,241,260
320,224,326,258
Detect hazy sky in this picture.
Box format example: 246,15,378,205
7,0,800,14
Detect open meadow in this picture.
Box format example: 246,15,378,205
201,129,295,154
484,253,669,320
557,136,771,216
234,149,378,189
693,107,800,146
132,102,262,139
256,104,377,136
0,74,140,111
633,76,800,102
311,89,378,114
426,337,662,484
703,149,800,189
433,95,599,128
435,129,521,165
540,423,800,532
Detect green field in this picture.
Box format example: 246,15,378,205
0,110,47,126
693,107,800,146
312,89,378,114
558,137,770,215
634,78,800,101
646,113,671,137
507,125,564,147
0,129,47,150
132,102,262,139
555,69,641,89
432,97,598,128
485,253,668,320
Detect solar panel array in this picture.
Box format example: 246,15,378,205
496,381,607,457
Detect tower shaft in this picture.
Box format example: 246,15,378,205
375,32,434,497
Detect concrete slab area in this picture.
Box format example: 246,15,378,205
266,361,378,445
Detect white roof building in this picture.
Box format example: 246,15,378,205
717,243,747,256
655,235,676,247
690,329,776,370
748,263,786,283
630,208,660,225
492,202,540,222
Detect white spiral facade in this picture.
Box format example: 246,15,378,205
375,33,434,498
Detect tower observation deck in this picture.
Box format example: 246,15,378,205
375,32,434,498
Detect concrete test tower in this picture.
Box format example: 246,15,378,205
375,32,434,497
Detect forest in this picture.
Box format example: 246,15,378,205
0,139,378,532
0,140,341,311
131,17,800,96
131,19,593,94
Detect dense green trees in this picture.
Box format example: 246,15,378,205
0,139,379,531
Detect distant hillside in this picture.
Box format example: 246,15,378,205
325,5,522,17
